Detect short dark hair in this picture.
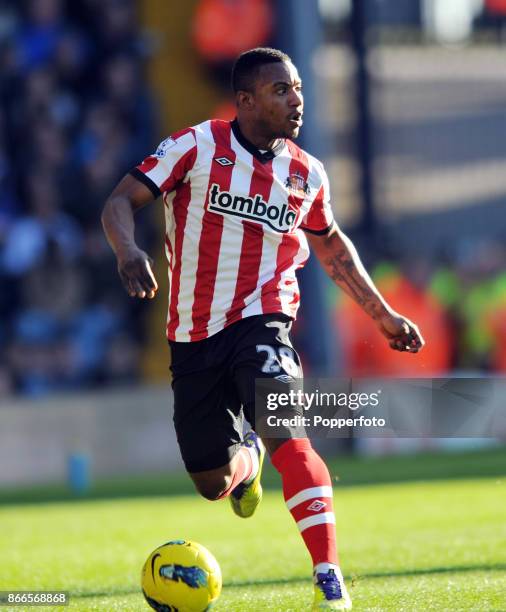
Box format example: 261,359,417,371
231,47,291,93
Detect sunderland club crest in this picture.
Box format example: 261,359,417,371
285,172,310,196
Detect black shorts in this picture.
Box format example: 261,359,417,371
169,314,302,472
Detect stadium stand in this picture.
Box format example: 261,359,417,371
0,0,156,396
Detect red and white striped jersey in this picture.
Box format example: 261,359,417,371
131,119,334,342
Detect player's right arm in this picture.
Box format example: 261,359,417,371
101,174,159,299
103,128,197,299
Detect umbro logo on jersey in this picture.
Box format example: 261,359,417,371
208,183,297,232
214,156,235,167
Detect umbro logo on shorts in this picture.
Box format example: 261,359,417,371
208,183,297,233
214,156,235,167
275,374,295,383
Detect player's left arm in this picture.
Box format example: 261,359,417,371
306,222,425,353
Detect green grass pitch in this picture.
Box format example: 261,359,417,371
0,450,505,611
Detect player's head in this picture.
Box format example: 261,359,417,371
231,47,303,140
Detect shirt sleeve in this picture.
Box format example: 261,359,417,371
300,164,335,235
129,128,197,198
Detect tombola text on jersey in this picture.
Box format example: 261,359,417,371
208,182,297,232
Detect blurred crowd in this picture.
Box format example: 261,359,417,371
0,0,156,396
330,240,506,377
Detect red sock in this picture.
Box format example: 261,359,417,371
216,447,254,499
271,438,338,567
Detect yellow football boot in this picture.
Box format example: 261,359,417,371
230,430,265,518
312,569,352,611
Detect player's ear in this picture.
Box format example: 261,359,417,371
236,90,255,111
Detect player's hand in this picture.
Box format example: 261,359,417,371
376,311,424,353
117,246,158,299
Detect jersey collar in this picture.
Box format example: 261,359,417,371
231,119,285,163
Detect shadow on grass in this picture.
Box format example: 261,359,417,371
1,447,505,506
70,563,506,599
